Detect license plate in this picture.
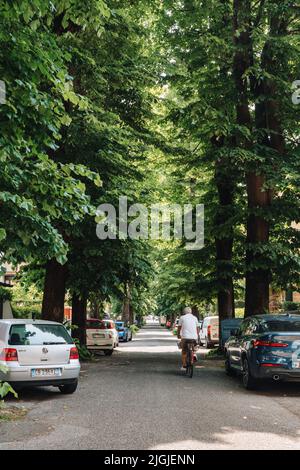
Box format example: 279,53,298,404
292,361,300,369
31,368,62,377
93,334,105,338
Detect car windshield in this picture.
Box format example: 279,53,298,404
8,324,73,346
86,320,113,330
115,323,124,330
260,319,300,333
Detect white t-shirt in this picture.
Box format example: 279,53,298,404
178,313,199,340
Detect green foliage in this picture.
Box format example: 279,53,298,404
129,325,139,336
12,305,41,319
282,302,300,312
0,365,18,399
73,338,93,361
0,287,12,302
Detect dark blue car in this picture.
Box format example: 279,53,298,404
224,314,300,389
115,321,132,342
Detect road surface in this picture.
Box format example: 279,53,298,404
1,325,300,450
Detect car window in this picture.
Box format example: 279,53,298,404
259,319,300,333
8,324,73,346
240,320,251,336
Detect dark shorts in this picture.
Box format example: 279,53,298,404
181,339,197,352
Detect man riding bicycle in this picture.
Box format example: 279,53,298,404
177,306,200,371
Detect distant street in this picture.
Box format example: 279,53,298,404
1,325,300,450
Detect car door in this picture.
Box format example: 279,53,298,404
228,319,251,369
200,318,207,343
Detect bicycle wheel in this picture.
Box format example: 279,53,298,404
186,346,194,378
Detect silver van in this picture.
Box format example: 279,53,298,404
0,319,80,393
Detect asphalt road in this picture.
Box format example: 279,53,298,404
1,324,300,450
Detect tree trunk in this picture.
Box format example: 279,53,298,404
214,137,235,329
122,283,131,324
71,293,87,345
245,9,287,316
42,259,68,322
192,305,200,320
232,0,270,316
129,303,134,325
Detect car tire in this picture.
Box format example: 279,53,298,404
104,349,113,356
242,357,257,390
59,380,78,394
225,353,235,376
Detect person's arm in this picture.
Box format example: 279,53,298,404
177,317,182,339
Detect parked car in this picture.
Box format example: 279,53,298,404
199,316,219,348
224,314,300,390
86,319,119,355
115,321,132,342
0,319,80,393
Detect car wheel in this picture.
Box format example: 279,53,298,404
104,349,113,356
242,357,257,390
225,353,235,376
59,380,78,394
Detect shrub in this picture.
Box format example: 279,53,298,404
130,324,139,335
282,301,300,312
0,365,18,399
0,287,12,302
12,304,41,319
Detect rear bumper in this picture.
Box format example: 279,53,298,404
86,344,113,350
254,366,300,382
0,362,80,384
10,378,78,389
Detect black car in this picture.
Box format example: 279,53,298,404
224,314,300,390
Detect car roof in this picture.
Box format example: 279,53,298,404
0,319,63,326
247,314,300,321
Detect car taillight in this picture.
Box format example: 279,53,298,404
207,325,211,338
69,347,79,360
253,340,288,348
0,348,18,362
261,363,284,368
108,332,113,338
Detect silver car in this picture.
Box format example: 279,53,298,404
0,319,80,394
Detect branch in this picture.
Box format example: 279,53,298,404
253,0,266,28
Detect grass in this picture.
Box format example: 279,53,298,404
205,348,225,360
0,404,27,422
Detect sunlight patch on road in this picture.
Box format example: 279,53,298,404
149,428,300,450
120,345,179,354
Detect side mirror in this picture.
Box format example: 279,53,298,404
230,328,239,337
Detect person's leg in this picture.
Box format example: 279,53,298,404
181,339,187,367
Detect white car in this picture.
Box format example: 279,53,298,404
86,319,119,355
0,319,80,393
199,316,219,348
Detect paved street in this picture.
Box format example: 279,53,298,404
1,325,300,450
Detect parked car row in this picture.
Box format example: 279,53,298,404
86,319,133,356
0,317,135,394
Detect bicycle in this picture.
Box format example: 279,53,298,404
185,340,195,378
